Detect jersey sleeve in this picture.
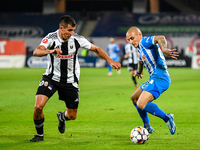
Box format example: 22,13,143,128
39,34,53,50
141,36,155,49
76,36,92,50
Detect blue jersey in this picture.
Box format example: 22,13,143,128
138,36,169,78
107,43,120,60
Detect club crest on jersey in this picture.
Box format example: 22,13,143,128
53,53,75,59
142,55,146,61
70,45,73,49
42,38,48,44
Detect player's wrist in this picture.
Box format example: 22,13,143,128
136,71,141,75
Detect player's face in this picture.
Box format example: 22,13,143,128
126,32,141,48
60,24,76,40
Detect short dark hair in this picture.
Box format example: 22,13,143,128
59,15,76,28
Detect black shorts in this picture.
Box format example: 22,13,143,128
128,63,138,71
36,75,79,109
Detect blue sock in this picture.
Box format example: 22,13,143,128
108,65,112,72
133,103,150,128
143,102,169,123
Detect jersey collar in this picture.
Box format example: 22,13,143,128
56,29,68,43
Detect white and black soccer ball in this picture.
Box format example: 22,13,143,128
130,126,149,144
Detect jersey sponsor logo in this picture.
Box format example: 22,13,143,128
42,38,48,44
70,45,73,49
53,53,75,59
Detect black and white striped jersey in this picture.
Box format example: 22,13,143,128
39,30,91,86
125,43,138,64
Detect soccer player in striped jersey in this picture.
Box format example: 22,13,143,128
29,15,121,142
124,43,139,89
126,26,178,135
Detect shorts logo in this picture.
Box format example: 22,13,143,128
48,84,53,90
149,80,154,84
44,81,48,87
39,80,44,86
39,80,53,90
74,98,79,102
39,81,48,86
42,38,48,44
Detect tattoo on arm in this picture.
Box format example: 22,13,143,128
95,49,99,54
155,35,167,50
138,60,144,74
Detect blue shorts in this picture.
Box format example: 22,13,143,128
140,75,171,99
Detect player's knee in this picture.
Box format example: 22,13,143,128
67,110,77,120
34,104,44,113
130,95,137,103
68,114,77,120
136,102,145,110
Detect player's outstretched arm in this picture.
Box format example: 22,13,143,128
33,45,62,57
90,44,121,70
154,35,179,59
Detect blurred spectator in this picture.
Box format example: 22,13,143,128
124,43,138,89
106,37,120,76
185,42,197,57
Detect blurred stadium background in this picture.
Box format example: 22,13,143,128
0,0,200,69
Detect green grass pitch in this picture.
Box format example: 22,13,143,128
0,67,200,150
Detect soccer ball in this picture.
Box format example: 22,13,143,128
130,126,149,144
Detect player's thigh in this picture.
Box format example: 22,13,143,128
130,70,136,76
35,76,57,108
137,91,154,110
58,83,79,109
36,76,57,99
131,87,142,103
35,95,49,108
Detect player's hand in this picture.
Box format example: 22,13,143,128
110,61,121,71
124,54,129,59
163,48,179,59
134,72,144,79
50,48,63,56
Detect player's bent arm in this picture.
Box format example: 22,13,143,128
154,35,178,59
124,53,129,59
154,35,167,51
33,45,62,57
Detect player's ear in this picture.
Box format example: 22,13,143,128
59,26,63,30
139,32,142,38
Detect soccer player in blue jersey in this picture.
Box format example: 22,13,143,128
106,37,120,76
126,27,179,135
